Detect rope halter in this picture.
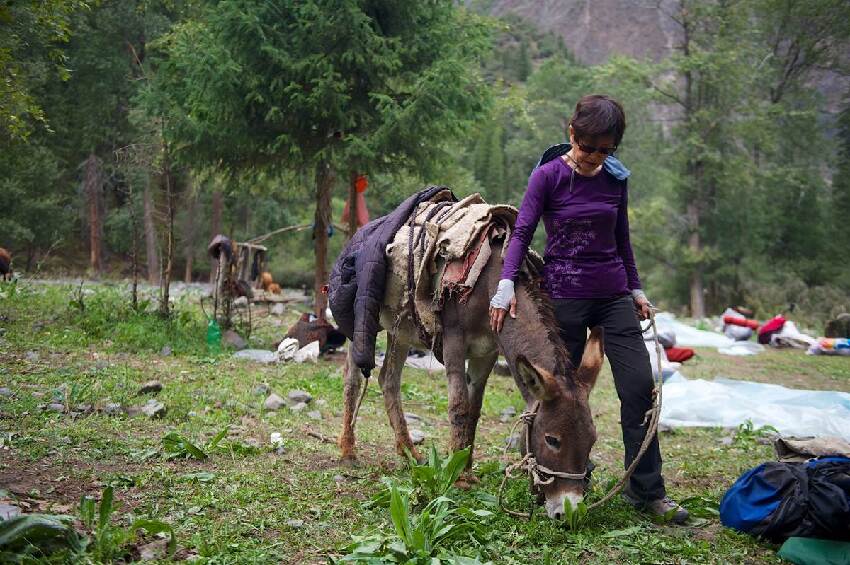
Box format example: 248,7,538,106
499,402,588,517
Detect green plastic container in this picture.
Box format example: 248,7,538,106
206,318,222,353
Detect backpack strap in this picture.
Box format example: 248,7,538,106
534,143,631,181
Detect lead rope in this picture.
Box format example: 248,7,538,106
498,308,665,519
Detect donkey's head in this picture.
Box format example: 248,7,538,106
513,327,604,520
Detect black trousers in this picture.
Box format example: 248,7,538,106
553,295,666,501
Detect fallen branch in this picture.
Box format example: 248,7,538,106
305,428,336,445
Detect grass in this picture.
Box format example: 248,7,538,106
1,280,848,562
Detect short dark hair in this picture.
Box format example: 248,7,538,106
570,95,626,146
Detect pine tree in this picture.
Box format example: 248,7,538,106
144,0,491,318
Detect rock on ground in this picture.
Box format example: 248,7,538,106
288,390,313,404
289,402,308,413
141,399,166,418
409,429,426,445
138,380,162,395
222,329,247,350
307,410,322,420
270,303,285,316
253,383,270,396
232,349,278,363
103,402,123,415
264,393,286,411
500,406,517,423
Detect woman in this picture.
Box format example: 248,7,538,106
489,94,688,524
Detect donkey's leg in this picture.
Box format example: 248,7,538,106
338,348,363,463
464,352,498,468
378,333,420,460
442,302,471,454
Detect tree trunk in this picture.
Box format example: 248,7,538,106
128,185,140,310
687,201,705,319
314,160,334,321
143,179,159,284
84,153,103,276
209,188,223,283
159,145,176,318
183,184,199,283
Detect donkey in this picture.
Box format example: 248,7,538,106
338,240,605,519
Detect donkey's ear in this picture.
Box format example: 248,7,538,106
576,326,605,391
514,355,560,401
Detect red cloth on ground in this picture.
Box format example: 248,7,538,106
665,347,695,363
757,315,786,345
723,315,760,330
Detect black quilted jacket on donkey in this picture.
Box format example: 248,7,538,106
329,185,455,377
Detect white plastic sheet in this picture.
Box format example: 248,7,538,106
717,342,765,356
661,375,850,441
653,312,735,349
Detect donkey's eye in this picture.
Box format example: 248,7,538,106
544,435,561,449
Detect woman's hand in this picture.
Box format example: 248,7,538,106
633,291,652,321
489,279,517,333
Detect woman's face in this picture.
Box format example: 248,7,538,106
568,127,617,171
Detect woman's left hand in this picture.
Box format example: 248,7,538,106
634,294,652,321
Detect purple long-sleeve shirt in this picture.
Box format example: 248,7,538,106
501,157,642,299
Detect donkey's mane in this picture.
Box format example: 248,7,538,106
518,272,576,386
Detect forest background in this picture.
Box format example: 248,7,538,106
2,0,849,327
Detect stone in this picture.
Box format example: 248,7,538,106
159,345,172,356
493,359,512,377
74,403,92,413
264,393,286,411
289,401,308,413
25,351,39,362
94,360,109,370
270,432,284,447
287,390,313,404
409,429,426,445
232,349,278,363
333,474,345,483
233,296,248,307
307,410,322,421
270,303,285,316
223,330,247,350
253,383,270,396
505,434,520,450
293,341,320,363
138,380,163,395
0,387,12,397
46,403,65,413
141,399,166,419
404,412,423,424
286,519,305,529
139,539,168,561
500,406,517,423
719,437,733,446
0,503,21,520
103,402,122,415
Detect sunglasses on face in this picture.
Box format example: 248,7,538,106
575,142,618,155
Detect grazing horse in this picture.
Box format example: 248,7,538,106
0,247,11,281
338,241,605,519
